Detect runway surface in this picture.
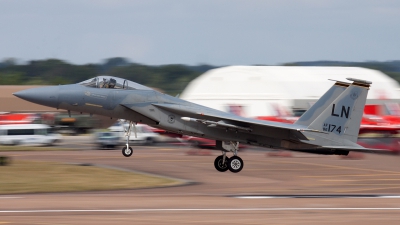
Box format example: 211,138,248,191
2,141,400,224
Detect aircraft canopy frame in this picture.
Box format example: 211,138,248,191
79,76,153,91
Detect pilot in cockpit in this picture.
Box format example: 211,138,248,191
101,78,117,88
108,78,116,88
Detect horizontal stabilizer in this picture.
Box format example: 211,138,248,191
318,146,388,154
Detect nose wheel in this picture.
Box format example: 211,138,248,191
122,146,133,157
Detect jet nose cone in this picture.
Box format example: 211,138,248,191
14,86,59,108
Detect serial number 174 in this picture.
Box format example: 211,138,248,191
323,123,342,134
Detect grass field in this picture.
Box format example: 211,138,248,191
0,160,182,194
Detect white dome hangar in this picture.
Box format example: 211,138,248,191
180,66,400,118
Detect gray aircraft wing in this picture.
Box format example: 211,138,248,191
152,103,320,141
120,104,160,124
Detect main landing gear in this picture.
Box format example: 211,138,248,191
214,141,244,173
121,120,136,157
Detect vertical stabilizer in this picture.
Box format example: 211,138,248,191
295,80,350,126
307,78,371,143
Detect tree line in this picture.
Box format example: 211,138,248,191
0,57,216,95
1,57,400,95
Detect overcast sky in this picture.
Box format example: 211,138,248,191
0,0,399,65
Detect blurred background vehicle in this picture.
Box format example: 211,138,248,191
0,112,100,136
0,113,39,125
357,125,400,154
0,124,61,146
94,131,120,149
53,113,97,135
108,121,162,145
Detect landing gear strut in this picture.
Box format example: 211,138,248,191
121,120,136,157
214,141,244,173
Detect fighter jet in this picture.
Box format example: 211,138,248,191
14,76,380,173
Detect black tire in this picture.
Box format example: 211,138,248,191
122,146,133,157
228,156,243,173
214,155,229,172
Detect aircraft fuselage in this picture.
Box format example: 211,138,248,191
48,85,290,150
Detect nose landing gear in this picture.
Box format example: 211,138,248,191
121,120,136,157
214,141,244,173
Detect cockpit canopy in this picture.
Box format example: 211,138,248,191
79,76,153,91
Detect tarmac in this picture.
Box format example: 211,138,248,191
1,142,400,224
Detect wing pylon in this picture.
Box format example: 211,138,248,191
181,117,253,132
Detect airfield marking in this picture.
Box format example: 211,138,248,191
278,160,400,175
301,173,400,178
0,197,23,199
246,168,316,171
334,186,400,193
304,182,400,186
233,195,400,199
321,178,400,182
2,208,400,214
228,188,284,192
